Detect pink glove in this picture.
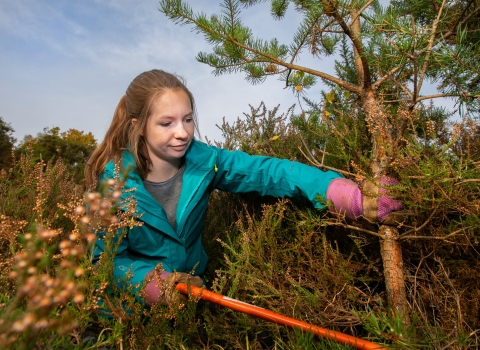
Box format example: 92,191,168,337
375,176,404,222
144,270,171,305
326,178,363,221
326,177,404,222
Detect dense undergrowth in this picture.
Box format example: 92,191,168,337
0,103,479,349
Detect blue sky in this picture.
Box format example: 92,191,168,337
0,0,330,144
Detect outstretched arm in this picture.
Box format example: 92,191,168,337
212,146,342,209
211,146,403,222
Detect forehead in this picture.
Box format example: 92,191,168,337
150,89,191,114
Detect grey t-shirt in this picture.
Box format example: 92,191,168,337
143,164,185,231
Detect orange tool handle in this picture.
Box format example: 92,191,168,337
176,283,385,350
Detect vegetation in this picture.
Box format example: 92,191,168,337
0,117,16,170
160,0,480,324
16,127,97,183
1,0,479,348
160,0,480,337
1,103,479,348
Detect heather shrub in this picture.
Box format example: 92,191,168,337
1,100,478,349
0,154,90,348
159,0,480,346
0,157,214,349
203,102,480,349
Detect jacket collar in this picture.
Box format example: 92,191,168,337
102,140,217,239
103,140,215,188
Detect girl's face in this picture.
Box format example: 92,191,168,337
142,89,194,169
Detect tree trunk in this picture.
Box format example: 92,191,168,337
379,225,410,325
362,90,410,324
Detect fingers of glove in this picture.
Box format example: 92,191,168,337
362,179,379,222
362,176,404,223
164,273,188,307
186,276,204,288
377,176,404,222
326,178,363,221
165,272,191,286
166,272,204,288
165,286,188,307
144,270,172,305
378,196,404,222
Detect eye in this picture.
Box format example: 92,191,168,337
159,122,171,127
185,118,193,123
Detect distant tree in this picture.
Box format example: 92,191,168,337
16,127,97,183
0,117,16,170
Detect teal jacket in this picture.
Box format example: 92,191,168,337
93,140,342,290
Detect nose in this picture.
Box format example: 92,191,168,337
174,123,188,139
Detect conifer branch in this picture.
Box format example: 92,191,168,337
400,208,438,237
348,0,375,30
400,4,480,61
289,14,321,64
455,179,480,186
372,66,403,91
162,0,360,93
297,135,358,178
441,0,479,41
416,0,447,99
415,93,467,102
326,221,384,238
320,0,372,88
399,226,472,241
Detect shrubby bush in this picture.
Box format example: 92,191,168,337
1,103,479,348
204,102,480,349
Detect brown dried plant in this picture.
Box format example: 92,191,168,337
0,153,142,348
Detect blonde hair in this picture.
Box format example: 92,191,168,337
85,69,199,188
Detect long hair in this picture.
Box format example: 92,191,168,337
85,69,200,188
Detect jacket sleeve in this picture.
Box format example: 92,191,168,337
93,228,155,293
211,147,343,209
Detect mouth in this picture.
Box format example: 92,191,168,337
171,144,188,151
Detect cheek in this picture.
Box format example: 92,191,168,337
186,122,195,136
145,126,166,145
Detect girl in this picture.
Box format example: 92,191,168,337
86,69,403,307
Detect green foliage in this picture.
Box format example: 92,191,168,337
204,101,480,348
0,117,16,170
0,158,214,349
276,327,355,349
355,304,478,349
270,0,289,20
354,304,422,348
16,127,97,183
0,120,478,349
208,101,304,160
160,0,480,119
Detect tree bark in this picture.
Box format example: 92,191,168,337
379,225,410,325
362,89,410,324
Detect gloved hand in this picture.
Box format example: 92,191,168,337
326,176,404,224
362,176,404,224
144,270,204,306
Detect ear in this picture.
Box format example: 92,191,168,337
131,118,143,135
